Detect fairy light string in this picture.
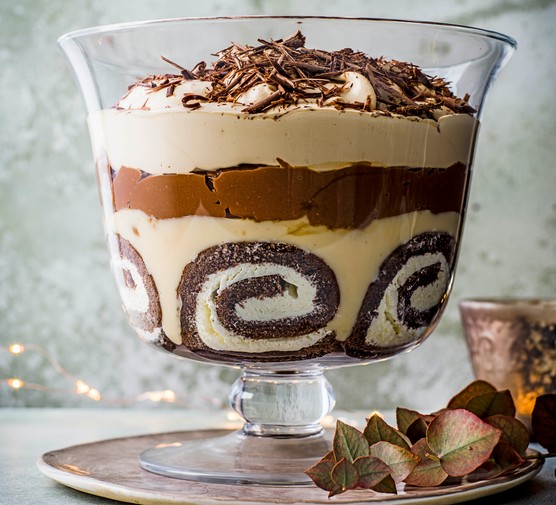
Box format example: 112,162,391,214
0,342,223,407
1,343,367,431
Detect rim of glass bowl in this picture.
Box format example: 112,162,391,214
460,298,556,310
57,15,517,49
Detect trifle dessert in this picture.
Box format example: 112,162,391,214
88,31,478,364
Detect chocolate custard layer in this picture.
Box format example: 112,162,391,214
112,163,467,228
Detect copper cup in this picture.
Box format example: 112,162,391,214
459,299,556,430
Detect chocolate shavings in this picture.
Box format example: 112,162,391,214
125,31,475,119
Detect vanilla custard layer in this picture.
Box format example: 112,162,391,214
88,108,477,173
109,210,460,349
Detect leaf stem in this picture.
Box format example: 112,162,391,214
526,452,556,460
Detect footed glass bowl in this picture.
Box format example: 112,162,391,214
58,16,515,485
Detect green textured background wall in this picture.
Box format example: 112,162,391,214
1,0,555,412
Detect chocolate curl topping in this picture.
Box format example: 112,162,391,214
130,31,475,118
241,90,284,113
181,94,209,109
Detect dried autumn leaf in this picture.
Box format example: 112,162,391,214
333,420,370,462
319,450,336,463
427,409,502,476
330,458,359,496
447,380,497,409
364,414,410,449
466,390,516,419
485,414,530,457
478,441,525,479
396,407,419,435
369,441,419,483
406,418,429,444
371,474,397,494
305,459,338,493
396,407,434,436
531,393,556,452
353,456,392,488
405,438,448,487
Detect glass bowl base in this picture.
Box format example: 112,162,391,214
140,428,332,485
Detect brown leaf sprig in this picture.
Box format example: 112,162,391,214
305,381,555,497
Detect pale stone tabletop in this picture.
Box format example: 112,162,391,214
1,408,554,504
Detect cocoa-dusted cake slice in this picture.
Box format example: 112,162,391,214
177,241,342,362
114,235,162,334
112,235,176,352
344,232,456,359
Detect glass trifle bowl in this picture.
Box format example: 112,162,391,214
58,16,515,486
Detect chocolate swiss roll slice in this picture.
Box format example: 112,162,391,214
345,232,456,359
178,241,341,362
111,235,174,351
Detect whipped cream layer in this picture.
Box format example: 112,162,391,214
89,107,477,174
109,209,459,349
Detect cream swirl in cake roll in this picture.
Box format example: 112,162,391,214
345,232,455,358
177,242,341,361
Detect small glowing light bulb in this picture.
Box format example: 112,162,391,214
147,391,162,402
75,380,91,394
87,388,101,401
161,390,176,402
7,378,24,389
8,344,25,354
